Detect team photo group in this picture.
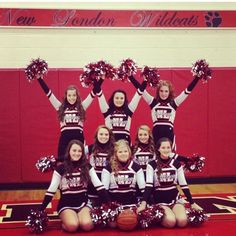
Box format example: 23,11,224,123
25,58,210,233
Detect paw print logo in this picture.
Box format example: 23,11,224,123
205,11,222,27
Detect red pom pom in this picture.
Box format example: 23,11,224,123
80,60,116,87
186,208,209,226
91,201,121,227
80,62,101,88
35,155,57,173
191,59,212,82
91,207,107,226
185,154,205,172
25,58,48,82
97,60,117,80
141,66,160,87
138,204,164,228
116,209,138,231
25,209,48,233
117,58,138,82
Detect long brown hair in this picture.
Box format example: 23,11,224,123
92,125,115,158
110,139,132,176
64,139,90,184
58,85,86,122
155,137,173,176
108,90,129,111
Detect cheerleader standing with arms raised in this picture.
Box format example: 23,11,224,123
139,137,203,228
37,75,99,160
142,74,200,150
39,140,108,232
95,76,146,144
85,125,115,206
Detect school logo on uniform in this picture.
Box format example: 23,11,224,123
159,170,176,184
60,174,82,190
136,155,152,167
64,113,79,123
155,108,172,119
110,114,128,128
115,173,134,187
94,156,107,168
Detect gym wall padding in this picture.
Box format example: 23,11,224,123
0,68,235,183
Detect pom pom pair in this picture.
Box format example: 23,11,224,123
25,58,48,82
25,209,48,233
80,60,116,88
117,60,160,87
35,155,56,173
91,201,121,227
192,59,212,82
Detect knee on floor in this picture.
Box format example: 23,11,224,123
80,222,94,231
63,222,79,233
176,218,188,228
162,218,176,228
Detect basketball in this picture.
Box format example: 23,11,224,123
116,209,138,231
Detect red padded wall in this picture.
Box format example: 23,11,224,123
208,69,236,176
0,68,235,183
20,70,59,182
0,70,22,182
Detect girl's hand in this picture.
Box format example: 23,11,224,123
191,202,203,211
100,74,106,80
136,201,147,213
93,79,102,94
142,74,147,81
36,74,43,79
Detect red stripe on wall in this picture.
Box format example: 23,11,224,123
0,9,236,28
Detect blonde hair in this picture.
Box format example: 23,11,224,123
110,139,131,176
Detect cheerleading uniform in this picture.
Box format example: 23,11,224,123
144,153,194,206
41,163,108,214
37,78,96,159
142,77,199,150
101,160,145,206
132,143,155,203
132,143,155,179
85,143,111,205
97,89,143,144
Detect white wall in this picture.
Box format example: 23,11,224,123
0,2,236,68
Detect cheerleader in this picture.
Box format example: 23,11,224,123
132,124,155,203
133,125,194,173
101,139,146,228
139,137,203,228
85,125,115,206
129,74,200,150
40,140,108,232
95,77,146,144
37,75,99,160
132,124,155,178
142,76,200,150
